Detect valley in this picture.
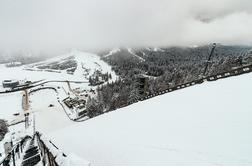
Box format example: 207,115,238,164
1,45,252,166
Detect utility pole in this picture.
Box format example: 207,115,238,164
24,113,29,129
33,114,36,135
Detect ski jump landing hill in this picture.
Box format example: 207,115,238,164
47,67,252,166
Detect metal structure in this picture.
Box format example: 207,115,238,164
0,132,66,166
0,136,31,166
135,76,148,97
202,43,217,77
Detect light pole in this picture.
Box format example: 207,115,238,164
202,43,217,78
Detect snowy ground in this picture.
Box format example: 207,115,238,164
1,51,252,166
29,89,74,134
0,50,117,123
0,92,23,121
0,50,117,90
47,73,252,166
0,51,116,164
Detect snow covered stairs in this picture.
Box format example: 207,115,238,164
21,136,41,166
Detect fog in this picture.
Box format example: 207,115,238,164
0,0,252,54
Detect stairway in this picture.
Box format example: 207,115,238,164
0,132,64,166
21,136,41,166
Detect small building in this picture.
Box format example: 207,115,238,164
5,61,22,68
63,97,86,110
2,80,19,89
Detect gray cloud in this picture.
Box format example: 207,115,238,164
0,0,252,54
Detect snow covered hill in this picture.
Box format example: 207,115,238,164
47,72,252,166
0,50,118,164
102,48,145,62
1,49,252,166
0,50,116,85
26,50,117,81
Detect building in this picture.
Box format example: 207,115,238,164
5,61,22,68
135,75,148,96
63,97,86,110
2,80,19,89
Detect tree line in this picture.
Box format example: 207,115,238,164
85,45,252,116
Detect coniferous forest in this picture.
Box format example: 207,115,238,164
85,44,252,116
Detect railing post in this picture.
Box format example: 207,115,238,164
11,150,15,166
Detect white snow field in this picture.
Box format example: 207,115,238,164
0,50,117,85
0,51,116,165
0,92,22,121
48,73,252,166
29,89,74,134
0,50,116,132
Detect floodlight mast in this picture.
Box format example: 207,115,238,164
202,43,217,78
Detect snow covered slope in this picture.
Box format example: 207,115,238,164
49,73,252,166
0,50,116,84
102,48,145,62
0,92,22,121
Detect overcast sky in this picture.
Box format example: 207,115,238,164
0,0,252,53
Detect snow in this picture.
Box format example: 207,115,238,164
145,47,164,52
0,50,116,85
190,45,199,48
48,73,252,166
39,135,90,166
127,48,145,62
1,50,252,166
58,153,91,166
29,89,74,134
104,48,121,58
153,47,165,52
104,47,146,61
0,50,117,165
0,50,117,125
72,50,117,81
0,92,23,122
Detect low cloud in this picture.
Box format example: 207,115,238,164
0,0,252,54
